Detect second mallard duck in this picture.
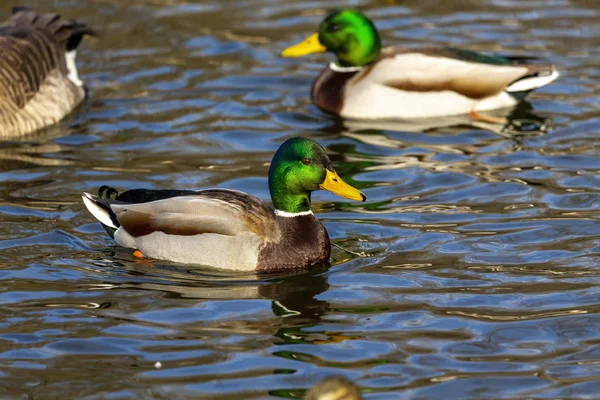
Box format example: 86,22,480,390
282,9,559,121
82,137,366,272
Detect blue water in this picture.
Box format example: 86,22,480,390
1,0,600,398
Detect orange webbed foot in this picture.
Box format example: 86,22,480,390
469,110,508,124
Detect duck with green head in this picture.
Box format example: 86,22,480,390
82,137,366,272
282,9,559,121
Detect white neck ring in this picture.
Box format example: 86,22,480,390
274,209,314,218
329,62,363,73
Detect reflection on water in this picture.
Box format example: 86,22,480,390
93,260,332,318
1,0,600,398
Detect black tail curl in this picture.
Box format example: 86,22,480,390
98,185,119,200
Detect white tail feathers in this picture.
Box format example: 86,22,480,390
82,192,117,228
506,68,559,93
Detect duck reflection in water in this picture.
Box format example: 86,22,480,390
91,257,333,320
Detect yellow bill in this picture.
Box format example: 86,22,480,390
281,33,327,57
320,169,366,201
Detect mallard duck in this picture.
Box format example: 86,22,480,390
82,137,366,272
282,9,559,121
0,7,94,138
304,376,362,400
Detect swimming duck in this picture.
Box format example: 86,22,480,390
82,137,366,272
0,7,94,138
304,376,362,400
282,9,559,121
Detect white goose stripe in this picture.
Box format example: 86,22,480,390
65,50,83,87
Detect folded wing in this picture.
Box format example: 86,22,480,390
101,189,278,240
369,47,557,99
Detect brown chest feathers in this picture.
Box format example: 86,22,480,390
257,214,330,272
311,66,358,115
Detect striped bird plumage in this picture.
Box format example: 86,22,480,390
0,7,95,138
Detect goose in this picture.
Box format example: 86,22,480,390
0,7,94,138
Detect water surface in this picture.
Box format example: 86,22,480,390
1,0,600,398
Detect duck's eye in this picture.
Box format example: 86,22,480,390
302,158,312,166
329,24,341,32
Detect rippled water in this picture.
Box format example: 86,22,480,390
1,0,600,398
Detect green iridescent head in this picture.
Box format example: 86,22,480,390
268,137,366,214
282,9,381,67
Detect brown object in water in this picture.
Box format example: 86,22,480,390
304,376,363,400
